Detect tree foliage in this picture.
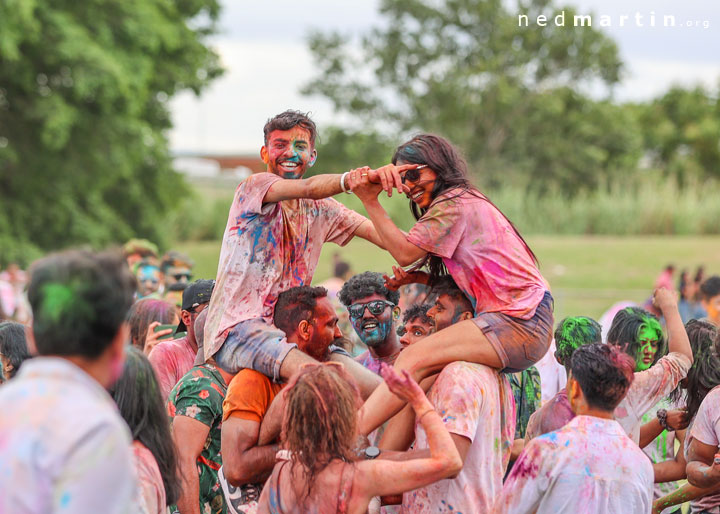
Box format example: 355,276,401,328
302,0,643,192
0,0,222,265
634,85,720,182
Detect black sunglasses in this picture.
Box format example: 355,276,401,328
401,164,427,184
173,273,192,281
348,300,395,319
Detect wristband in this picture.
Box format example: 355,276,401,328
657,409,671,431
340,172,353,194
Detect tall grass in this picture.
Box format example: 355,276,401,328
170,173,720,242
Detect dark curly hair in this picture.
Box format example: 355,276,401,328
263,110,318,146
392,134,538,280
274,286,328,335
429,275,473,312
670,320,720,421
607,307,666,367
571,343,635,411
0,322,31,379
402,303,433,325
338,271,399,307
554,316,602,368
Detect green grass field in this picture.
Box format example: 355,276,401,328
175,235,720,322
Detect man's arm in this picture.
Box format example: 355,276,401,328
263,166,410,204
653,481,720,514
686,436,720,488
329,352,382,400
221,417,279,486
173,415,210,514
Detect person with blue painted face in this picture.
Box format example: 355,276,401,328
339,272,403,375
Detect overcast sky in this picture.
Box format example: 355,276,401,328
169,0,719,154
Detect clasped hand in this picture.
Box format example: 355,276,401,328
346,164,418,200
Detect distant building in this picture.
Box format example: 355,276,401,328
172,154,265,182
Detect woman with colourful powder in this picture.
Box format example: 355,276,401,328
347,134,553,434
256,362,461,513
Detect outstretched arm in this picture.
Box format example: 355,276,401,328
348,167,427,267
354,364,462,500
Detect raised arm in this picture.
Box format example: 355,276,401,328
348,166,428,267
654,288,693,364
353,364,462,501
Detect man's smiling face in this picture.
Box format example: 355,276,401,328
261,127,317,179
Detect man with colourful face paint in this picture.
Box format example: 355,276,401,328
609,288,693,444
203,110,414,390
397,303,435,348
134,257,163,299
379,274,516,513
339,272,403,374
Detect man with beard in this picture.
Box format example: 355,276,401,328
339,272,403,374
203,111,414,394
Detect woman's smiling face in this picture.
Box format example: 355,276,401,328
399,162,438,209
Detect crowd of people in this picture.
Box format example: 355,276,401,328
1,110,720,514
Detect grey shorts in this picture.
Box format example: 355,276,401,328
472,291,554,373
214,317,349,381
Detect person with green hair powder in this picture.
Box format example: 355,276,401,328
525,316,602,441
609,288,693,444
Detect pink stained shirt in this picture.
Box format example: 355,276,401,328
204,172,366,360
687,386,720,513
614,352,692,444
132,441,165,514
525,388,574,441
407,188,547,320
402,362,516,513
147,336,197,402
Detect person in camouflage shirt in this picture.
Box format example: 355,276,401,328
168,361,233,514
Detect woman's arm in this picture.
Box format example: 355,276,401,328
347,168,427,267
652,481,720,513
354,364,462,500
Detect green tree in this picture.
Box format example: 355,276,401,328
302,0,640,193
0,0,223,265
634,85,720,182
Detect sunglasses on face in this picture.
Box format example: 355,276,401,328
348,300,395,319
173,273,192,281
401,164,427,184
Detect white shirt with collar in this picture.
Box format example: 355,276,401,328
0,357,137,513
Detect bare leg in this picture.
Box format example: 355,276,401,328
358,320,502,435
329,353,382,399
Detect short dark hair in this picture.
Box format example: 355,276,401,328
126,298,179,351
700,276,720,301
430,275,472,312
0,322,31,378
554,316,602,367
263,110,318,147
570,343,635,411
274,286,328,335
338,272,400,307
607,307,666,366
110,347,180,505
27,250,136,359
402,303,433,325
